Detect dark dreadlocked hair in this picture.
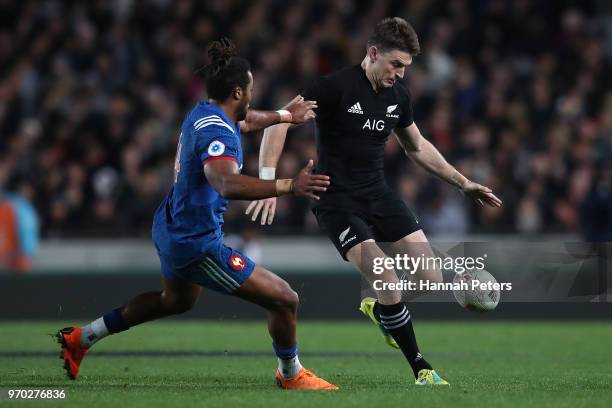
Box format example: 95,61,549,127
198,38,251,101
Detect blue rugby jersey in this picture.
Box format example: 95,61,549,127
152,101,243,267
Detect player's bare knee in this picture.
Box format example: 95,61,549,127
162,293,196,315
175,298,196,314
426,271,444,284
286,288,299,310
273,282,299,312
430,275,443,284
377,290,402,305
279,288,299,311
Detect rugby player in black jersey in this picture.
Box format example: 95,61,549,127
246,17,502,386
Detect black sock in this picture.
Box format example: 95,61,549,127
377,302,432,378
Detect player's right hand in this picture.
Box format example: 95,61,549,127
285,95,317,125
461,181,503,208
245,198,277,225
292,160,330,200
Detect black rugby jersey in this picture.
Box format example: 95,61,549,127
302,64,414,200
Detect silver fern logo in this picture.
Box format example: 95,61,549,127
339,226,351,242
386,104,399,118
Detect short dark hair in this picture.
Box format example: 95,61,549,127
367,17,420,56
199,38,251,101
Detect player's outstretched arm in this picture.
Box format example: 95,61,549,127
394,124,502,208
205,159,329,201
239,95,317,133
245,122,292,224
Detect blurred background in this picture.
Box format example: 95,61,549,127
0,1,610,317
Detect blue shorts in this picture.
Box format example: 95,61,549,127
158,241,255,294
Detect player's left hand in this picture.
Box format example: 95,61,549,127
461,181,503,208
245,197,277,225
285,95,317,125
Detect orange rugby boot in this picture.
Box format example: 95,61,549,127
275,367,339,390
56,327,89,380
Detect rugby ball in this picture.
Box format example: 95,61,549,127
453,269,500,312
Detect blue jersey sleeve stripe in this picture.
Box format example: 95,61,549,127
195,120,235,134
194,117,224,128
194,115,235,134
194,115,222,128
195,119,233,131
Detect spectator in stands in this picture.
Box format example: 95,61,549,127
0,0,610,239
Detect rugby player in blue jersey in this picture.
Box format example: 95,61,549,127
56,39,337,390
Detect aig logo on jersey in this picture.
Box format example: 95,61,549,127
386,104,400,118
363,119,385,131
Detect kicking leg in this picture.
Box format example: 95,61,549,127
386,229,443,300
384,231,448,384
348,241,447,383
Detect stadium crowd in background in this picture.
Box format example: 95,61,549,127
1,0,611,239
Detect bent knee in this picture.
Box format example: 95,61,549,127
427,272,444,285
377,290,402,305
274,283,299,311
286,288,299,309
163,295,197,315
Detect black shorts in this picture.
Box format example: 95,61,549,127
313,190,421,261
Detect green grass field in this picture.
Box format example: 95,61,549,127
1,320,611,407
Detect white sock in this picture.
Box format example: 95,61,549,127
80,317,109,347
278,355,303,379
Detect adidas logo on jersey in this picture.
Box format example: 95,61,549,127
347,102,363,114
